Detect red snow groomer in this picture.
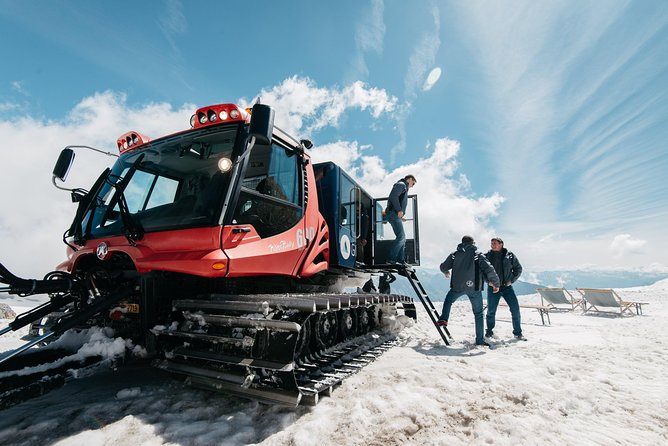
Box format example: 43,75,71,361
0,102,436,407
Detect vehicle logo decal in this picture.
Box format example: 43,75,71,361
340,234,351,260
268,240,294,253
96,242,109,260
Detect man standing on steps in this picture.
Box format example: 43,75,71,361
385,174,416,265
378,271,396,294
484,237,526,341
437,236,500,347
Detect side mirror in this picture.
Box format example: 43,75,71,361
53,148,75,182
249,104,274,145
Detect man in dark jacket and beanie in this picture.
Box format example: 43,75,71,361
484,237,526,341
438,236,500,346
386,175,416,264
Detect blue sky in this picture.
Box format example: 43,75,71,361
1,0,667,278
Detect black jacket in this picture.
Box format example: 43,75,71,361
388,179,409,214
440,242,500,291
484,248,522,286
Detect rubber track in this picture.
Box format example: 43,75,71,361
294,337,400,405
155,292,414,406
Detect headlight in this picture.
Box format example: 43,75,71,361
218,157,233,172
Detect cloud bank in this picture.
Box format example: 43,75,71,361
241,76,397,136
609,234,647,259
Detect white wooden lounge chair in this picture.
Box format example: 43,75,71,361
535,287,584,311
576,288,647,316
497,301,552,325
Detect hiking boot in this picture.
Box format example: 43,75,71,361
515,335,527,341
436,319,448,327
485,330,494,338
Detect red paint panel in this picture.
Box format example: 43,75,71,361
60,227,228,277
222,224,306,277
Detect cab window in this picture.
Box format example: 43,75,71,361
232,142,303,237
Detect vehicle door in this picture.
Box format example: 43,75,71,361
371,194,420,266
223,141,306,276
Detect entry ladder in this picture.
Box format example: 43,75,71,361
398,267,452,346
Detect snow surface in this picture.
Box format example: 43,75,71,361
1,281,667,446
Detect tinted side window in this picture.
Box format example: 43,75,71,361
266,144,299,205
340,174,357,237
232,143,303,238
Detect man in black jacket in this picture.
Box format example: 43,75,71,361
385,175,416,264
484,237,526,341
378,271,396,294
438,236,500,346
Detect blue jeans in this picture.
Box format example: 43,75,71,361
486,286,522,336
440,289,485,345
386,211,405,263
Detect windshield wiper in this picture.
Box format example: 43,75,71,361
105,154,146,245
66,168,112,248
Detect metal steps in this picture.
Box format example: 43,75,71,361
399,268,452,345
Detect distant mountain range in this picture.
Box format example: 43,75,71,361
520,269,668,290
379,267,668,302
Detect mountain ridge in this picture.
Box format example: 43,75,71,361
379,267,668,301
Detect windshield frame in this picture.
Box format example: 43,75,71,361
79,122,246,240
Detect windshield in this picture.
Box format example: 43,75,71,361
81,124,242,238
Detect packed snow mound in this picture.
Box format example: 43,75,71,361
0,303,15,319
643,277,668,291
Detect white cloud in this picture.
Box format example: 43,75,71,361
422,67,442,91
11,81,30,96
310,137,504,267
309,140,364,173
392,4,441,164
609,234,647,259
403,6,441,99
507,229,664,272
159,0,187,35
356,0,385,54
350,0,386,79
0,92,194,277
0,102,19,113
159,0,187,58
242,76,397,136
555,274,570,287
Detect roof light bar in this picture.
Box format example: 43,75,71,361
116,131,151,154
190,104,249,129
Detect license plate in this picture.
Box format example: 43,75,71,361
125,303,140,313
